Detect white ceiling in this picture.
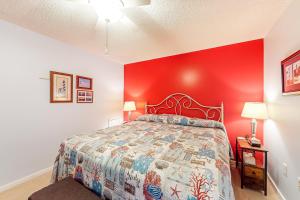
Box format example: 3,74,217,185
0,0,293,64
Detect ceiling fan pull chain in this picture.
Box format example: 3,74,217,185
105,18,110,54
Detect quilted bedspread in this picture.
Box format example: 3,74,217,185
52,114,234,200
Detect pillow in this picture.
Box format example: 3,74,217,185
136,114,233,159
136,114,224,130
136,114,168,123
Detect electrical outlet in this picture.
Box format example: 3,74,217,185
283,163,288,177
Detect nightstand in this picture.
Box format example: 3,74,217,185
236,137,268,196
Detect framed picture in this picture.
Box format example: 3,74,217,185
50,71,73,103
281,50,300,95
76,76,93,90
77,90,93,103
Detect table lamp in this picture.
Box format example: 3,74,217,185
123,101,136,121
241,102,268,147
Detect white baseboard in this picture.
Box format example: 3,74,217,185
267,172,287,200
0,166,53,193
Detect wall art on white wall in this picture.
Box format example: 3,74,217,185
50,71,73,103
77,90,93,103
281,50,300,95
76,75,93,90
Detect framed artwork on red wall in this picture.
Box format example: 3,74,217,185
77,90,93,103
281,50,300,95
76,76,93,90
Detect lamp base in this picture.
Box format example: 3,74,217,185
128,111,132,122
248,137,261,147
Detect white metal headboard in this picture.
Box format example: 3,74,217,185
145,93,224,122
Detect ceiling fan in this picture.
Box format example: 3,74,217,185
68,0,151,7
67,0,151,54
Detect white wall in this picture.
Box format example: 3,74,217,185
264,1,300,199
0,20,124,188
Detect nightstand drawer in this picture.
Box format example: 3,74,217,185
244,166,264,180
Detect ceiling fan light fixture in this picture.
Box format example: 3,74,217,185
89,0,124,22
122,0,151,7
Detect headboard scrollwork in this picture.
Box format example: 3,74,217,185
145,93,224,122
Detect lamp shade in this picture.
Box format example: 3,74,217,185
123,101,136,111
241,102,268,120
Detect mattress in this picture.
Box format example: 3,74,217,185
52,114,234,200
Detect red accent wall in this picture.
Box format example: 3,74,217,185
124,39,264,158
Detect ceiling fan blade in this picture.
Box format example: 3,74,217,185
122,0,151,7
66,0,151,6
65,0,88,3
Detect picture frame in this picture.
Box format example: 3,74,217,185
76,76,93,90
281,50,300,95
50,71,73,103
77,90,93,103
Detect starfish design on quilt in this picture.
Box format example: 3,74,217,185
170,184,181,199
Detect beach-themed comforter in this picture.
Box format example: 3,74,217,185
51,114,234,200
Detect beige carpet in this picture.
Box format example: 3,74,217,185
0,171,51,200
0,168,282,200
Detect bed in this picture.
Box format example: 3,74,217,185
51,93,234,200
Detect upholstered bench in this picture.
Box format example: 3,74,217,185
28,177,100,200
